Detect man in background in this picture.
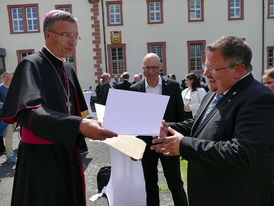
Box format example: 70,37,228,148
97,73,111,105
115,72,132,90
132,74,140,85
112,75,119,88
130,53,188,206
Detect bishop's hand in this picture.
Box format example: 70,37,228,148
79,118,117,141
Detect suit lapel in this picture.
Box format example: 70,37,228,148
161,77,168,95
138,79,146,93
191,74,254,136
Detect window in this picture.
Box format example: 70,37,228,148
267,46,274,68
16,49,34,62
268,0,274,18
55,5,77,72
187,40,206,73
106,1,123,26
188,0,204,22
107,44,127,76
228,0,244,20
55,4,72,13
0,48,6,74
7,4,40,34
66,56,75,69
147,0,163,24
147,42,166,74
0,57,5,73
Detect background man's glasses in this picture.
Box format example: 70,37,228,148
48,30,81,41
202,64,240,73
142,66,160,70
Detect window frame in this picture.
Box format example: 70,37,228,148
107,44,127,77
55,5,77,74
147,0,164,24
228,0,244,20
187,40,206,73
268,0,274,18
267,46,274,68
7,4,40,34
106,1,123,26
0,48,6,74
188,0,204,22
55,4,72,13
147,42,167,75
16,49,35,62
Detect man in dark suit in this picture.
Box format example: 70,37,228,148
130,53,188,206
97,73,111,105
115,72,132,90
151,36,274,206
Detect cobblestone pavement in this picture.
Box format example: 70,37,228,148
0,130,177,206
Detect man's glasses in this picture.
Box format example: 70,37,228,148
47,30,81,41
142,66,160,70
202,64,240,73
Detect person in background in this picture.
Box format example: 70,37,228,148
95,78,102,98
262,67,274,92
181,73,206,119
132,74,140,85
169,73,176,80
151,35,274,206
97,73,111,105
0,119,5,155
0,10,117,206
119,74,124,82
112,75,119,88
181,79,187,91
139,73,143,81
115,72,132,90
130,53,188,206
262,67,274,206
0,71,17,163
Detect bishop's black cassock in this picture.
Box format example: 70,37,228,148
0,47,89,206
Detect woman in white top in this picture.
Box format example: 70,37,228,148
181,73,207,119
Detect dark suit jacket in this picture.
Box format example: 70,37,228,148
130,77,185,143
115,80,132,90
97,81,110,105
171,74,274,206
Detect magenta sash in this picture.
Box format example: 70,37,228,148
21,127,54,144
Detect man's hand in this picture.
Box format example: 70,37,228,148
79,118,117,141
151,125,183,156
184,104,190,111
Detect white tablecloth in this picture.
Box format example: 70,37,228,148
105,147,146,206
83,91,94,118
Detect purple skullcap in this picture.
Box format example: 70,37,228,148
43,10,61,24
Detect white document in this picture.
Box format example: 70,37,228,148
103,89,170,136
95,103,105,122
94,103,146,160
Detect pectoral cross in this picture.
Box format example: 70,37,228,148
66,96,72,115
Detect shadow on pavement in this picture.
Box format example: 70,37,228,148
81,153,93,171
0,162,16,178
0,148,18,178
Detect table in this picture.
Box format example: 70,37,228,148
105,147,146,206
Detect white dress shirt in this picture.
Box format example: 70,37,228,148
145,76,162,95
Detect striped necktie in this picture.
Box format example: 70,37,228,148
200,94,223,123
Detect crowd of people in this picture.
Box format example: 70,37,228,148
0,9,273,206
95,69,209,109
